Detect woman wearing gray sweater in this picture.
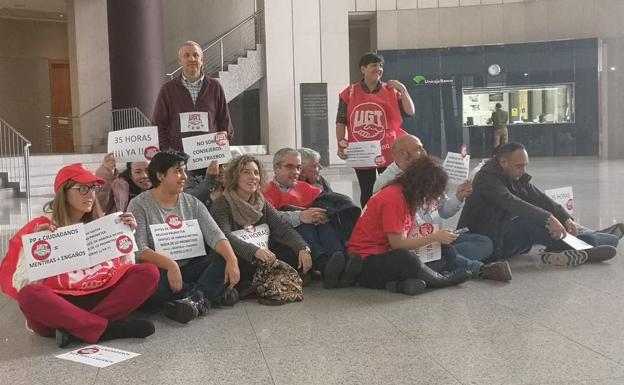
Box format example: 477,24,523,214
128,151,240,324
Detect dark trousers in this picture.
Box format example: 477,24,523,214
18,264,159,343
146,251,228,306
355,167,386,207
501,218,619,259
296,222,346,270
357,249,421,290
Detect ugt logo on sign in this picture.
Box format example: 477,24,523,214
350,102,387,142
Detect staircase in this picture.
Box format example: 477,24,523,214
167,10,265,104
218,44,264,103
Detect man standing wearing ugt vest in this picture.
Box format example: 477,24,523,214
336,52,415,207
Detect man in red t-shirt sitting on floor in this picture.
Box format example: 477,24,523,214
263,148,350,288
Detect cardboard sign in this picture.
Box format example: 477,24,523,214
230,224,270,249
562,234,592,250
182,131,232,171
56,345,140,368
345,141,382,168
443,152,470,185
22,224,91,281
544,186,574,215
149,217,206,260
107,126,159,163
85,213,138,266
408,222,441,263
180,111,210,133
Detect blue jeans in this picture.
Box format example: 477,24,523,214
501,218,619,259
452,233,493,262
426,245,483,276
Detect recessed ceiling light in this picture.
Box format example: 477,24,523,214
524,73,528,76
610,67,617,71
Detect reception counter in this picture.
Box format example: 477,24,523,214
468,123,580,158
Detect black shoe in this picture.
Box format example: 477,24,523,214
415,263,472,288
213,287,239,307
55,329,75,348
100,319,155,341
597,223,624,239
322,251,346,289
541,246,616,266
338,254,364,288
586,245,617,263
385,279,426,295
190,291,210,317
163,295,200,324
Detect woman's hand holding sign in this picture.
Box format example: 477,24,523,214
119,212,137,231
35,222,57,233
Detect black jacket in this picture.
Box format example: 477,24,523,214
312,192,361,245
457,158,571,256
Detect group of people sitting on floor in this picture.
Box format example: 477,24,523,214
1,140,622,349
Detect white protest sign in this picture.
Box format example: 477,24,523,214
562,234,593,251
443,152,470,185
180,111,210,133
149,216,206,260
108,126,159,163
85,213,138,266
182,131,232,171
544,186,574,215
22,223,91,281
231,224,270,249
345,141,383,168
56,345,140,368
409,222,441,263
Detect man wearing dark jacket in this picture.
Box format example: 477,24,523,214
152,41,234,153
458,142,618,266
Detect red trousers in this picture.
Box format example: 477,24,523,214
17,264,159,343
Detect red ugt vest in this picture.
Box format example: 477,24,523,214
339,82,405,168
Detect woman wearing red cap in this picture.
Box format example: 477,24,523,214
0,163,160,347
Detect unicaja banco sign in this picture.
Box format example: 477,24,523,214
412,75,454,85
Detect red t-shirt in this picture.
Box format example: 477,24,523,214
339,82,405,168
262,180,322,209
348,184,413,258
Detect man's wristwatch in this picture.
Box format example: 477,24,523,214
300,246,311,254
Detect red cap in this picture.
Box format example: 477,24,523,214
54,163,106,193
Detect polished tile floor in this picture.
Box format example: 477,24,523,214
1,157,624,385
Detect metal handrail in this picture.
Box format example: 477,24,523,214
111,107,152,131
0,116,32,208
166,9,264,79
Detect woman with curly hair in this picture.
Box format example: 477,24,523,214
210,155,310,305
348,155,473,295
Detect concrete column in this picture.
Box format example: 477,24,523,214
107,0,165,117
67,0,112,153
259,0,350,164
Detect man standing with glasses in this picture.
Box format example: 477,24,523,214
152,40,234,156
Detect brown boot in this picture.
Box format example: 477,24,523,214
479,261,512,281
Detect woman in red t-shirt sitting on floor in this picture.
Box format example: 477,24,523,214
0,164,159,347
348,155,472,295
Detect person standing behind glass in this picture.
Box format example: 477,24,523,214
491,103,509,147
336,52,415,207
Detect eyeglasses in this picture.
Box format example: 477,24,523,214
70,184,101,195
280,163,302,171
